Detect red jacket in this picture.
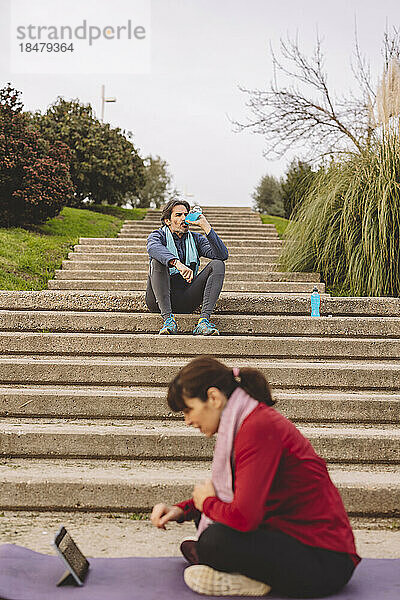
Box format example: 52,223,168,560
176,403,360,564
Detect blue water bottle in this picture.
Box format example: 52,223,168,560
185,205,202,223
311,287,320,317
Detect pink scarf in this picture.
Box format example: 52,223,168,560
197,386,259,537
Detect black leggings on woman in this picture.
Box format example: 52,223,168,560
196,523,356,598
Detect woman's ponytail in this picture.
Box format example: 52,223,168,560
232,367,275,406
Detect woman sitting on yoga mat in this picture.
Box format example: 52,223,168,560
150,356,361,598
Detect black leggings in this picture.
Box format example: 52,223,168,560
196,524,356,598
145,258,225,320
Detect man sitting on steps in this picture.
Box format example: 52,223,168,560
145,199,229,335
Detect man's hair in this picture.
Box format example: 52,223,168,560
161,199,190,224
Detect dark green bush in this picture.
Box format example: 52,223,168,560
0,84,73,227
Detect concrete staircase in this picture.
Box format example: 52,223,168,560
48,207,325,294
0,207,399,520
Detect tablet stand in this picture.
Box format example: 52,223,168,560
57,570,80,586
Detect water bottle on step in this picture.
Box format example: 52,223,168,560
311,287,320,317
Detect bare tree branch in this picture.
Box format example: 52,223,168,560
351,20,376,101
234,29,399,160
383,26,400,68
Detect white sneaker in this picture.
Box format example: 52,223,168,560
184,564,271,596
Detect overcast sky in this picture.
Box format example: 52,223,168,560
1,0,398,206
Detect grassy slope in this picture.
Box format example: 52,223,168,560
260,214,289,238
0,206,146,291
87,205,147,220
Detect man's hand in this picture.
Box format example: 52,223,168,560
190,214,212,235
192,479,216,512
150,503,184,529
175,260,194,283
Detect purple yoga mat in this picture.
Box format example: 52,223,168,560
0,544,399,600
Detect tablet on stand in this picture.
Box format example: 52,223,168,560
53,526,90,586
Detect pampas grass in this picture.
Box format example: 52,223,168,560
280,130,400,296
376,58,400,126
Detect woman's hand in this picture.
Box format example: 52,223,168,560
192,479,216,511
176,261,194,283
150,503,184,529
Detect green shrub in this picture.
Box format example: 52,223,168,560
0,84,74,227
281,160,316,219
33,98,144,207
280,131,400,296
252,174,284,217
127,155,179,208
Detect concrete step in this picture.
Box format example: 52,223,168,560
79,238,282,248
54,269,319,283
119,227,279,237
69,249,282,260
117,232,280,240
138,208,259,214
118,228,280,236
72,247,282,256
1,419,399,463
47,280,325,293
120,232,280,242
128,212,262,217
0,419,208,460
141,212,262,218
77,243,282,254
120,229,277,237
144,205,256,208
63,259,280,271
0,458,398,515
122,217,277,227
2,311,400,338
2,332,400,360
76,264,289,277
0,356,399,389
8,291,400,317
66,257,280,270
141,219,264,227
1,385,398,423
141,211,259,217
68,245,280,264
141,211,262,217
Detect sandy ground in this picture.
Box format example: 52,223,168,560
0,512,399,559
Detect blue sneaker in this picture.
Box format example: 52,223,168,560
159,314,178,335
192,318,220,336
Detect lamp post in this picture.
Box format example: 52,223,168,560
183,187,194,204
100,84,117,122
